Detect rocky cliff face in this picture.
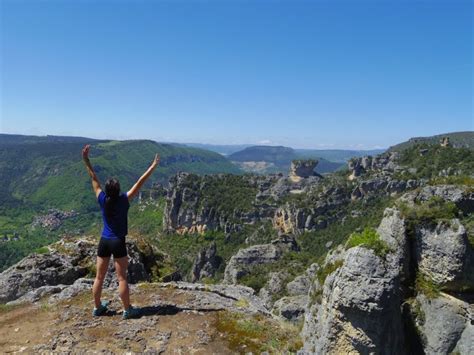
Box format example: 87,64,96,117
163,171,329,235
163,153,424,238
163,172,274,234
300,186,474,354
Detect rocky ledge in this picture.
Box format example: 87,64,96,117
0,235,166,305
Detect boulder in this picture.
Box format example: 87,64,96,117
223,235,299,284
413,294,471,355
272,295,307,322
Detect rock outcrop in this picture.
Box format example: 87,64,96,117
410,294,473,355
289,160,318,182
401,184,474,214
300,187,474,354
348,152,400,180
190,242,221,282
301,246,406,354
273,186,349,234
223,235,299,284
258,271,288,308
163,172,278,234
415,219,473,290
0,235,163,304
272,295,307,322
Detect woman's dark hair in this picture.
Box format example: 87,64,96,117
104,178,120,218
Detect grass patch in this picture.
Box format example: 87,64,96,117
35,246,50,254
86,263,96,278
239,269,269,293
415,273,441,299
399,196,459,223
215,311,302,353
346,227,392,258
316,259,343,286
0,303,20,314
235,298,250,308
429,175,474,187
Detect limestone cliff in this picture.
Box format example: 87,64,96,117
300,186,474,354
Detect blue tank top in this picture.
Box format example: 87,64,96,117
98,191,130,239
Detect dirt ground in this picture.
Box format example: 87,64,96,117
0,286,235,354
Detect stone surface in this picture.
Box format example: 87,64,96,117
0,253,87,304
258,272,287,308
289,160,318,182
272,295,307,322
301,210,408,354
347,152,400,180
0,235,163,304
401,185,474,214
415,219,473,290
414,294,471,355
286,263,319,296
190,242,220,282
223,235,299,284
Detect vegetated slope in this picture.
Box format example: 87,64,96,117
295,148,385,163
1,139,473,354
0,134,240,213
388,131,474,152
0,134,241,270
0,133,97,145
228,145,344,174
182,143,253,156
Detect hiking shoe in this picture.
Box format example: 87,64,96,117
122,305,141,320
92,300,109,317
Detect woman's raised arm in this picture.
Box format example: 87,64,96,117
127,154,160,200
82,144,102,198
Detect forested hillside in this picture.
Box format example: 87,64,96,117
0,134,241,270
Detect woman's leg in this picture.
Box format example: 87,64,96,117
92,256,110,308
114,256,130,310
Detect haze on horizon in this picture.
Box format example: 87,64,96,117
0,0,472,150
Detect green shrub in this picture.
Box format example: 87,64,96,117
398,197,460,240
415,273,441,299
346,227,391,258
35,246,50,254
429,175,474,187
316,259,343,286
239,270,268,293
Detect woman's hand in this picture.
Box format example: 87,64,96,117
82,144,91,161
151,153,160,168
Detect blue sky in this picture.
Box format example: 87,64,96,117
0,0,472,149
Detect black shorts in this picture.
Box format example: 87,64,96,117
97,237,128,258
